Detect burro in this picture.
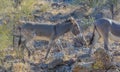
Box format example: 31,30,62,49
17,17,80,59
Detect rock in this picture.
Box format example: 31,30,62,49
113,56,120,63
32,9,42,15
0,66,6,72
73,35,86,47
70,8,86,19
64,58,76,66
59,3,68,9
49,13,63,23
77,54,92,62
55,65,71,72
48,59,63,69
51,3,60,9
92,48,112,69
4,55,14,62
33,12,53,22
34,40,48,49
82,48,91,53
53,52,64,60
43,12,53,20
72,62,93,72
116,62,120,67
39,63,48,69
113,51,120,56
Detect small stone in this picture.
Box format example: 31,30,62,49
77,54,92,62
53,52,64,60
48,59,63,69
4,55,14,62
113,51,120,56
64,58,76,66
39,63,48,69
72,62,93,72
73,35,86,47
56,66,71,72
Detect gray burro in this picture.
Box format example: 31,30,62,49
17,17,80,59
88,18,120,54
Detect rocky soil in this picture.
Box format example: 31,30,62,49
0,1,120,72
0,35,120,72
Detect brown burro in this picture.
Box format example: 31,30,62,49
17,17,80,59
87,18,120,54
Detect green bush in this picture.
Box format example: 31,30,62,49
0,0,14,50
20,0,35,16
0,0,14,14
0,0,37,50
40,3,50,12
80,17,94,30
0,24,13,50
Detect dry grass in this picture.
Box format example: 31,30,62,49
12,62,31,72
0,0,120,72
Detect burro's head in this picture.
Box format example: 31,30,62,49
84,32,94,47
68,17,80,36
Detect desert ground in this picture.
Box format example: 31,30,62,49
0,0,120,72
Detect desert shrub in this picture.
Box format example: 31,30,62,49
12,62,31,72
92,60,104,69
20,0,35,16
0,0,37,50
0,24,13,50
40,3,50,12
0,0,14,50
0,0,14,14
80,17,94,31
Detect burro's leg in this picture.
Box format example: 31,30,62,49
103,36,109,51
19,39,33,58
103,30,114,62
102,30,109,52
96,24,109,51
45,32,56,59
45,39,53,59
16,39,31,60
88,28,101,55
24,40,33,57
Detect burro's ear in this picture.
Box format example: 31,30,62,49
69,16,77,25
67,16,74,21
69,16,74,20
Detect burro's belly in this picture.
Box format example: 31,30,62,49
109,32,120,41
33,36,51,41
109,27,120,41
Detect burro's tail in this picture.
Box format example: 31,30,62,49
18,27,22,47
89,23,96,45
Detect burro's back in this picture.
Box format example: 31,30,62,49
21,22,55,41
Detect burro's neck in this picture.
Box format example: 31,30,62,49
55,23,72,36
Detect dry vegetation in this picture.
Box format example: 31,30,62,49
0,0,120,72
